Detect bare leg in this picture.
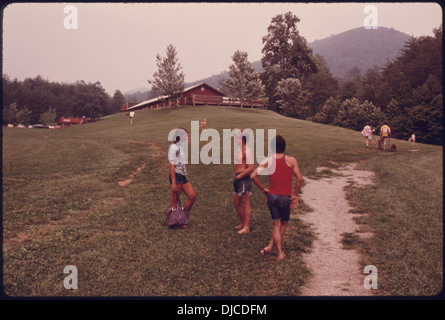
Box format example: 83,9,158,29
261,220,288,259
238,193,251,234
172,183,183,208
175,182,196,229
233,194,244,229
181,182,196,210
273,220,288,259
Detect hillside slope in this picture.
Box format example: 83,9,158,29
3,105,442,297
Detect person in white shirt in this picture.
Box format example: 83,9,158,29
361,122,373,148
168,128,196,228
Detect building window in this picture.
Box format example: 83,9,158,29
201,87,205,92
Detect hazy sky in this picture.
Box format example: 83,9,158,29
2,2,442,95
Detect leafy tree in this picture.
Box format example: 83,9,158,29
16,106,32,125
302,54,338,117
275,78,311,119
148,44,185,102
111,90,126,112
313,96,341,125
383,98,408,137
3,102,19,125
334,98,385,131
260,12,318,111
3,102,32,125
39,107,58,125
338,67,362,101
357,66,381,104
408,94,443,145
222,50,264,107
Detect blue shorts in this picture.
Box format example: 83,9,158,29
169,173,189,184
267,194,291,222
233,175,252,196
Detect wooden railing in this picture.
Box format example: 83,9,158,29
185,95,265,109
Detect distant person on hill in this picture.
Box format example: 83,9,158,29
361,122,373,148
232,129,254,234
201,119,206,131
408,133,416,143
251,135,303,260
129,111,135,124
380,124,391,150
168,127,196,228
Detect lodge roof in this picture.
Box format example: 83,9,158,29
126,82,225,111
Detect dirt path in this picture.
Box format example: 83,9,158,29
299,163,375,296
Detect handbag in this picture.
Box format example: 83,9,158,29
165,191,189,227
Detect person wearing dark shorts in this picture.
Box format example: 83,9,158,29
232,129,254,234
251,135,303,260
233,174,252,197
168,128,196,228
267,194,291,222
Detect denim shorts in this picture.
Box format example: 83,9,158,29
267,194,291,222
169,173,189,184
233,175,252,196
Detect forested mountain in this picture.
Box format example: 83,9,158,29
309,27,411,79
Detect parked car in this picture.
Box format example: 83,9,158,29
17,124,26,128
29,124,48,129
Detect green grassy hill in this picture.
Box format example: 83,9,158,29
2,105,442,297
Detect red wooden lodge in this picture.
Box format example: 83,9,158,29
121,82,265,112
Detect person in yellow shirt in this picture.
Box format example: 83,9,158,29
380,124,391,150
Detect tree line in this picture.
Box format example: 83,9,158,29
148,12,442,145
2,76,126,125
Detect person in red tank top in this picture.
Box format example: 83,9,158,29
251,135,303,260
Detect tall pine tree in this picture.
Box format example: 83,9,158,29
222,50,264,107
148,44,185,102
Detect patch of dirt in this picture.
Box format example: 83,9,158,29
299,163,375,296
118,163,146,187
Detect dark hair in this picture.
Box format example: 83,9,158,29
174,127,188,143
241,130,249,144
271,135,286,153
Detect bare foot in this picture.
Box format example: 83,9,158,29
237,227,250,234
260,247,272,256
234,224,243,230
277,252,287,260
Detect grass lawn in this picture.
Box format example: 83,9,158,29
2,105,443,297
